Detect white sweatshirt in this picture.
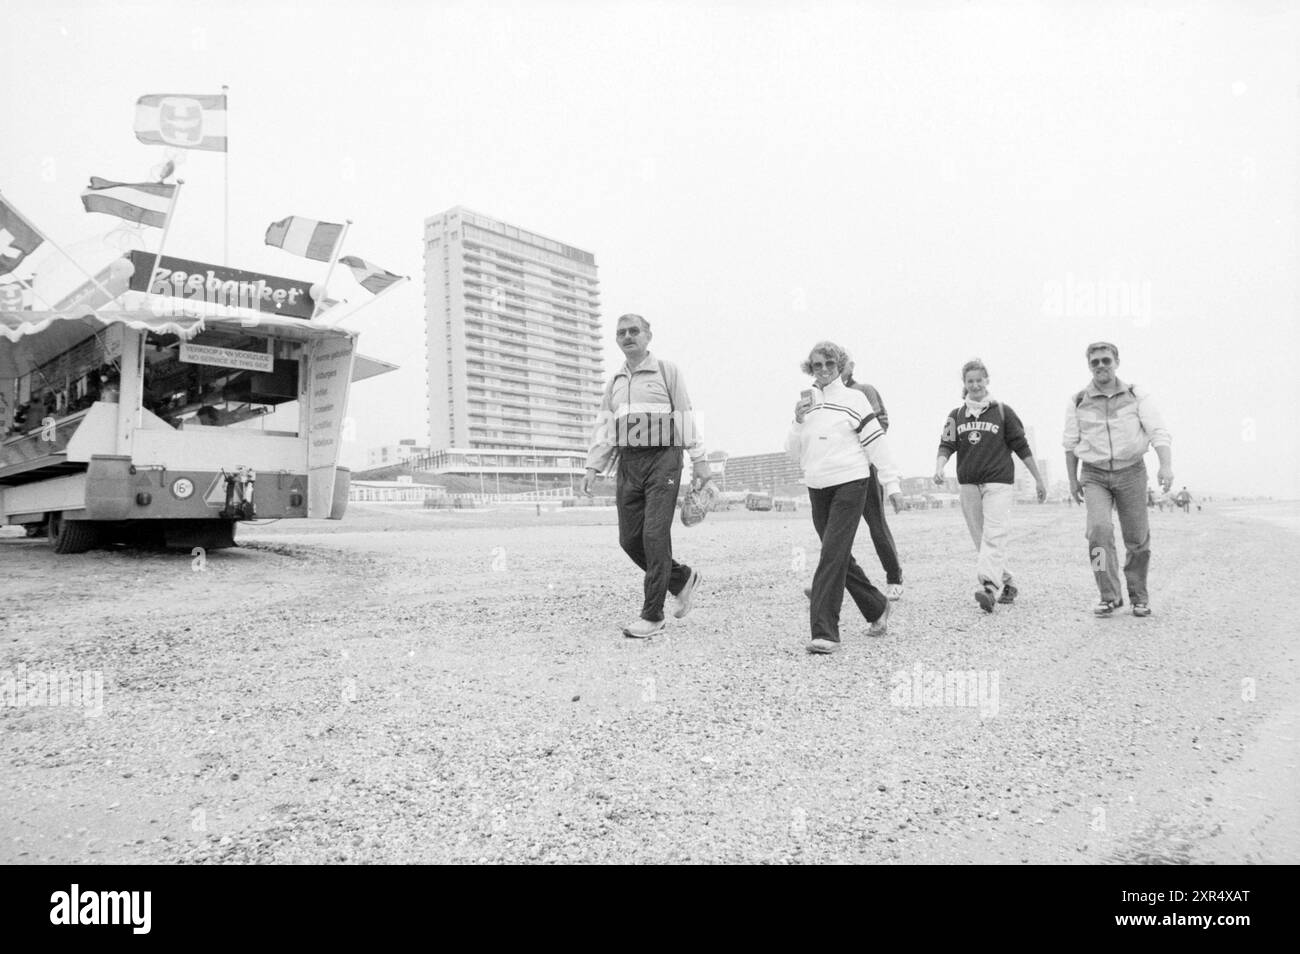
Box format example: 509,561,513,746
786,378,902,493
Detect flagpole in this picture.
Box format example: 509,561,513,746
0,188,119,307
222,84,229,266
319,275,409,328
310,219,351,321
143,179,184,299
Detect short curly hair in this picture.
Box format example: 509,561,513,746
801,341,849,376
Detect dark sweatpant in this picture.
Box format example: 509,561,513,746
808,478,887,642
864,464,902,585
617,447,691,623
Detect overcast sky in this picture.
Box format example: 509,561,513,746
3,0,1297,496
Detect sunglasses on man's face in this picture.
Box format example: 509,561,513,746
811,361,837,371
1090,356,1114,367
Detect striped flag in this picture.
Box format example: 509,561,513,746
340,256,403,294
265,216,344,262
134,93,228,152
0,198,46,275
80,178,176,228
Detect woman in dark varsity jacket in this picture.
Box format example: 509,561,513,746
934,359,1047,613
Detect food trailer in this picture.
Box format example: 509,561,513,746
0,263,394,553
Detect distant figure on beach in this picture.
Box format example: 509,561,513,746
1063,341,1173,619
1175,486,1193,514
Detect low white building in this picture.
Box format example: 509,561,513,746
349,475,445,503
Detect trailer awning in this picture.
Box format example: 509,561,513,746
0,307,362,378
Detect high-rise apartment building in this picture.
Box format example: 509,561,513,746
423,207,603,478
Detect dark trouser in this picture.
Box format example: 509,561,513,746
1081,460,1151,604
808,478,887,642
617,447,691,623
864,464,902,585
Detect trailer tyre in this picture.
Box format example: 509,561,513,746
48,512,99,554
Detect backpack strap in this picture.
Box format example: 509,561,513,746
659,360,679,446
659,360,676,415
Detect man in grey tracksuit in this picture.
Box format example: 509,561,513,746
583,313,710,639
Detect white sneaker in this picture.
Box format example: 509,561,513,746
622,618,666,638
886,583,904,601
867,599,891,637
673,570,702,619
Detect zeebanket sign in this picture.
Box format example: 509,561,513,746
127,250,317,319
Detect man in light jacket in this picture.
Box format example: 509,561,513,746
1063,341,1174,618
583,313,710,638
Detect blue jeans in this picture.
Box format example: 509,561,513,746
1081,460,1151,604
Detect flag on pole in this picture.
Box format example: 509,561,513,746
81,177,176,228
0,198,46,275
134,93,228,152
265,216,344,262
340,256,403,294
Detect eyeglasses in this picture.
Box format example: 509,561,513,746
1089,356,1114,367
616,328,641,338
811,361,837,371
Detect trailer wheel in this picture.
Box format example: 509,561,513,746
48,512,99,554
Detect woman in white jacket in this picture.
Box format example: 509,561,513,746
787,341,904,654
